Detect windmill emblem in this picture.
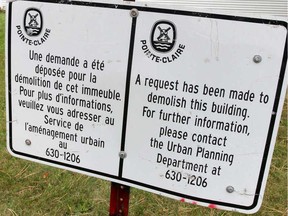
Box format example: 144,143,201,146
24,9,42,36
151,21,176,53
157,26,171,42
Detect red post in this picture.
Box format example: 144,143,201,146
109,182,130,216
110,1,133,215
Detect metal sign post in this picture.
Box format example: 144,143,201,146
109,0,133,213
109,183,130,216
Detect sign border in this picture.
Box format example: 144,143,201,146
7,0,287,212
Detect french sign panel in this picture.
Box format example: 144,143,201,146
6,0,287,214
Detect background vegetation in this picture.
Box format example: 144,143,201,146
0,11,287,215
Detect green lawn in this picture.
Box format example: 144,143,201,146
0,11,287,216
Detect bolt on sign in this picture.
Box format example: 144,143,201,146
6,0,287,214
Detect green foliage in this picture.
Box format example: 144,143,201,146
0,11,287,216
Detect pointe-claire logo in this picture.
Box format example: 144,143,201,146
15,8,51,46
24,8,42,36
140,20,185,63
151,21,176,53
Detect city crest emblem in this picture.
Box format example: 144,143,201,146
151,21,176,53
24,9,42,36
140,20,185,63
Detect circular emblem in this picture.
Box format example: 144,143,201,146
24,9,43,36
150,20,176,53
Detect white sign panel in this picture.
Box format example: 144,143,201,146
6,0,287,214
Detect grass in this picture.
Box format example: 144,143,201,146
0,10,287,215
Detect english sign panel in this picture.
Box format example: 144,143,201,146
6,0,287,213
